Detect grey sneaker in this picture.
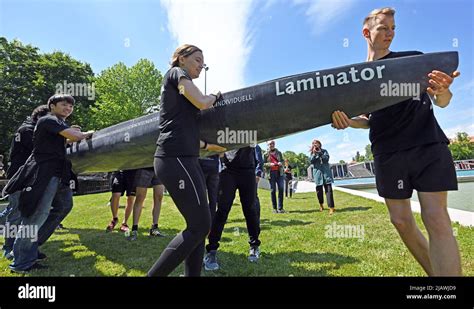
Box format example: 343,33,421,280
248,246,260,262
149,226,165,237
128,230,138,241
203,250,219,271
10,263,48,274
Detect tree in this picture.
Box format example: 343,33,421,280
0,37,94,160
364,144,374,161
352,151,366,162
89,59,163,130
282,151,310,177
37,52,95,128
448,132,474,160
296,152,310,177
339,160,346,164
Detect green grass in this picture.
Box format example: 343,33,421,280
0,189,472,277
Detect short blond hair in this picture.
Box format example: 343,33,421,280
363,7,395,29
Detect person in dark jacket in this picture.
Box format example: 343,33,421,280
310,139,335,214
1,104,49,259
203,146,262,271
8,94,92,273
6,105,50,179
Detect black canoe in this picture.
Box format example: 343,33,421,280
68,51,458,173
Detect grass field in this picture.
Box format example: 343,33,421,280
0,189,472,277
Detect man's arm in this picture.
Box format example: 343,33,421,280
199,140,226,152
332,111,369,130
427,70,460,108
60,128,93,142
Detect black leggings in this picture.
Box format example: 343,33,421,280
316,183,335,209
147,157,210,277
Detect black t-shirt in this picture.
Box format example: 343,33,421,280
7,119,35,178
155,67,200,157
32,114,70,176
368,51,449,155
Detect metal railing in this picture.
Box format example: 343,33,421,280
454,159,474,170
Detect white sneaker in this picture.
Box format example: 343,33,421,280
203,250,219,271
248,246,260,262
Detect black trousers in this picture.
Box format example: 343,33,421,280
269,170,284,210
206,170,261,252
316,183,335,209
255,179,261,223
284,178,293,197
199,161,220,222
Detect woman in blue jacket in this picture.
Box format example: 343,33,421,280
310,140,335,215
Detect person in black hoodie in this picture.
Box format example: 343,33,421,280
203,146,262,271
1,104,49,259
8,94,92,273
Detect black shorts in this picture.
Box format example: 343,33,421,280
374,143,458,199
134,168,162,188
111,170,137,196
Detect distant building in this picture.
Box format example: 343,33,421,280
308,163,360,180
330,163,349,179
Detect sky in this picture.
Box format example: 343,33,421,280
1,0,473,163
